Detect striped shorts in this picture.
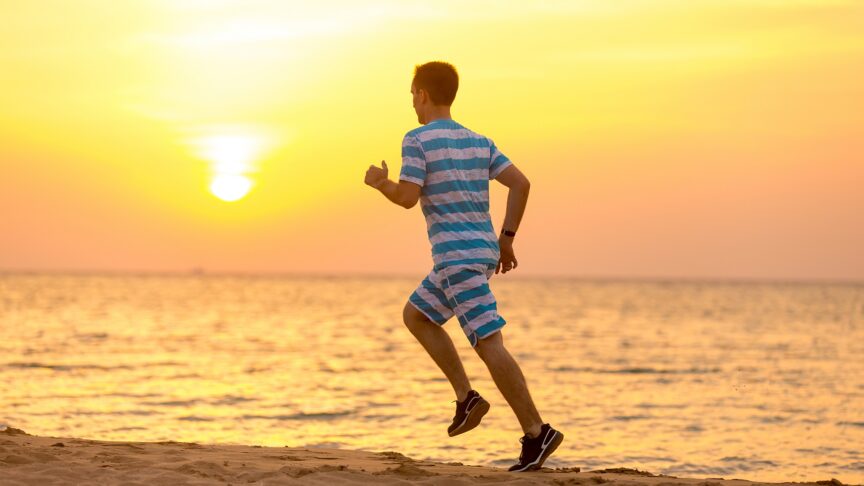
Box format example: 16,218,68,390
408,262,506,347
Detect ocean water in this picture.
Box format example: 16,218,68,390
1,274,862,483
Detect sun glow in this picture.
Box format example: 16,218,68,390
2,0,863,281
189,127,273,203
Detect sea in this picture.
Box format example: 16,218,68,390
1,273,862,484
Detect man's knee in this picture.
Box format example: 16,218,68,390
473,329,505,361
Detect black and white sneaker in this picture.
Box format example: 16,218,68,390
447,390,490,437
508,423,564,472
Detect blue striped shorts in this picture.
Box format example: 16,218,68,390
408,262,506,348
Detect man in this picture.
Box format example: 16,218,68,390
363,61,563,472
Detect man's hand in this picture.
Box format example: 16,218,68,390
365,160,388,189
496,236,518,274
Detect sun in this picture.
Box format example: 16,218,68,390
210,174,253,202
189,127,272,203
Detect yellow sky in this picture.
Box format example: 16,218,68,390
1,0,862,280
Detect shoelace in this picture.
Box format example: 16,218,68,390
451,395,471,406
517,432,542,462
451,399,463,420
517,436,526,461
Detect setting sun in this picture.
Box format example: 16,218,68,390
189,127,271,202
209,173,253,202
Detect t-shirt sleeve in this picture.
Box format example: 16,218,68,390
399,134,426,187
488,139,513,179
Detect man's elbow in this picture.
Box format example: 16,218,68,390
516,175,531,194
396,184,421,209
393,192,420,209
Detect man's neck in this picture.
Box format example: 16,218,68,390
424,106,452,124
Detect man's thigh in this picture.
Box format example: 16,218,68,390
407,269,454,325
439,264,507,347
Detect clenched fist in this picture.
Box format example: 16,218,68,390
365,160,388,189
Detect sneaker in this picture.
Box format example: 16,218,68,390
508,423,564,472
447,390,490,437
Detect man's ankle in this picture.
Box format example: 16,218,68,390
525,423,543,439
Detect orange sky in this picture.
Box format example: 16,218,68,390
1,0,862,280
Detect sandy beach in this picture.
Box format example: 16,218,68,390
1,426,854,486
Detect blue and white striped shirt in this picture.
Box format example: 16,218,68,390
399,119,512,270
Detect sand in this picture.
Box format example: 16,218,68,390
0,426,852,486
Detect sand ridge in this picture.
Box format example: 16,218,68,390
0,427,854,485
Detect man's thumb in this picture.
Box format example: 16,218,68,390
382,160,388,171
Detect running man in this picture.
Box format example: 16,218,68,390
363,61,564,472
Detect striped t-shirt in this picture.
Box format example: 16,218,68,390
399,119,512,270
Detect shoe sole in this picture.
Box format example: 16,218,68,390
448,398,490,437
510,430,564,472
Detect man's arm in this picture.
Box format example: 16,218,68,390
364,160,422,209
494,164,531,274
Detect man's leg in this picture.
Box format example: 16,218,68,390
403,302,472,402
473,330,544,438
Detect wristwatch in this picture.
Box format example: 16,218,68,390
501,229,516,237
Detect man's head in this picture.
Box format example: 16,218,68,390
411,61,458,124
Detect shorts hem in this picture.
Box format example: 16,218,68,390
470,321,506,348
408,299,448,326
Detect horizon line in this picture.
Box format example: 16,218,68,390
1,268,862,286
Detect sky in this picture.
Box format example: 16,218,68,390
1,0,862,280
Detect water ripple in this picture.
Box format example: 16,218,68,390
549,365,722,374
140,399,201,407
4,362,134,371
240,411,354,421
178,416,214,422
837,421,864,428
